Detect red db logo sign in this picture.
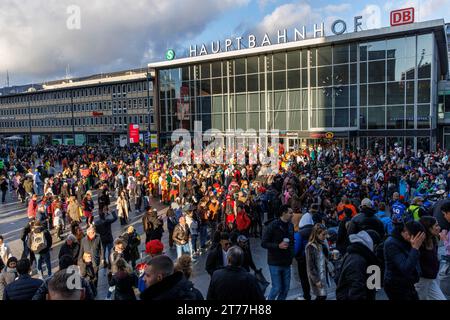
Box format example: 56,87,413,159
390,7,414,26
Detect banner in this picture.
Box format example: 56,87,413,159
129,124,140,144
150,133,158,148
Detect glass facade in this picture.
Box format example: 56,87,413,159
158,32,437,151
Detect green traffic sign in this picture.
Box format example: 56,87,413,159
166,49,175,61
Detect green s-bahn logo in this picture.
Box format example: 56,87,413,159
165,49,175,61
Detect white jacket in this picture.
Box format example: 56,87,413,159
0,243,12,265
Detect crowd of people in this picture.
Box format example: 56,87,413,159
0,142,449,300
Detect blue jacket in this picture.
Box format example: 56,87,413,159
376,211,394,235
294,224,314,258
3,275,43,300
384,232,421,291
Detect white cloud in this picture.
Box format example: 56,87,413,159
0,0,250,84
252,1,353,38
359,4,382,29
254,2,322,36
323,3,352,14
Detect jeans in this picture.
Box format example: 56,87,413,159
1,189,6,203
176,243,191,258
199,225,208,248
190,235,199,254
268,265,291,300
415,277,446,300
35,252,52,278
102,242,113,266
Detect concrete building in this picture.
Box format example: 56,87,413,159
0,68,156,146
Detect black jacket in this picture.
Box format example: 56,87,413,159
95,212,118,244
336,218,351,255
140,271,204,300
384,230,421,291
347,207,385,239
336,242,380,300
261,218,294,267
207,266,265,300
205,245,226,276
108,271,138,300
419,243,440,279
3,275,43,300
58,242,80,264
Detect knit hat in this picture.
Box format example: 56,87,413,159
349,231,374,252
145,240,164,255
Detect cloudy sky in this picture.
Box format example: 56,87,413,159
0,0,449,86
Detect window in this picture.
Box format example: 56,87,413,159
387,105,405,129
368,60,385,82
368,83,385,105
368,107,386,129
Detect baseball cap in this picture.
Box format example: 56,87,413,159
145,240,164,255
360,198,373,209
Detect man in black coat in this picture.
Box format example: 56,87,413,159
205,232,231,276
261,205,294,300
383,221,426,300
347,198,385,239
3,258,43,300
94,211,117,268
78,225,103,268
207,246,265,300
58,234,80,265
336,230,381,300
140,255,203,300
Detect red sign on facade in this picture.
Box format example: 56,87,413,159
390,7,414,26
129,124,140,144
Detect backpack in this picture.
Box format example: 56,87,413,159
30,230,48,253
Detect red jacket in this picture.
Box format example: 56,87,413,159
27,199,37,219
236,210,251,231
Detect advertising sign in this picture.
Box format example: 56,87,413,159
150,133,158,149
390,7,414,26
129,124,140,144
119,135,128,147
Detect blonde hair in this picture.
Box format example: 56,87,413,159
308,223,327,245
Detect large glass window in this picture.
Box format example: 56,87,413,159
287,70,301,88
273,53,286,71
368,107,385,129
418,80,430,103
333,44,348,64
286,51,300,69
386,105,404,129
368,40,386,60
274,71,286,90
333,65,349,85
417,104,430,128
368,83,385,105
334,108,349,127
317,46,332,65
369,60,385,82
387,82,405,105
